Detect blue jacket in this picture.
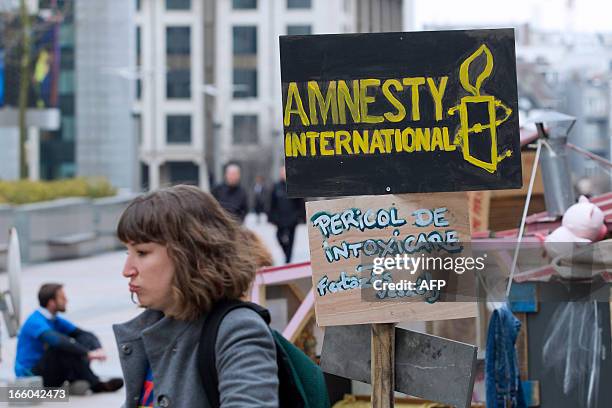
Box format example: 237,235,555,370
486,304,527,408
15,309,100,377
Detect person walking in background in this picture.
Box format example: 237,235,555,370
212,163,249,223
14,283,124,394
252,175,267,224
268,166,305,264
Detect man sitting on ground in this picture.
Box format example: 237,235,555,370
15,283,123,394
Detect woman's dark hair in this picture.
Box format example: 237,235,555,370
117,185,257,320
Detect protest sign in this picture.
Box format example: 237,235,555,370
306,193,476,326
280,28,522,197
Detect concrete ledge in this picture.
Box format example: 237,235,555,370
0,194,135,264
0,107,60,130
0,205,15,271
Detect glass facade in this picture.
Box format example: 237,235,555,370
40,0,75,180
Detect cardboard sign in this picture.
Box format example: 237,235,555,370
306,193,476,326
468,190,491,232
280,29,522,198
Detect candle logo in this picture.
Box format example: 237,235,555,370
448,45,513,173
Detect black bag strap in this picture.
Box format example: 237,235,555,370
198,299,271,408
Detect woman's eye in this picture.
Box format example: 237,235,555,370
137,251,147,257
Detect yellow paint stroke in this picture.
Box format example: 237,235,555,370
459,45,493,97
448,44,513,173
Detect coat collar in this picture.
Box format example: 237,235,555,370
113,308,164,343
113,308,204,351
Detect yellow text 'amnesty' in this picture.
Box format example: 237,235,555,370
283,78,448,127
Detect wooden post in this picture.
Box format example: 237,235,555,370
371,323,395,408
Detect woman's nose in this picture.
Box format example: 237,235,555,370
122,257,137,278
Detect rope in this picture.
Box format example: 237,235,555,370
506,138,543,297
566,142,612,170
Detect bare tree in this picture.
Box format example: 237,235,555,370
17,0,31,179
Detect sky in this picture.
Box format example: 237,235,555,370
412,0,612,33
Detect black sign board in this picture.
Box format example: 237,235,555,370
280,29,522,197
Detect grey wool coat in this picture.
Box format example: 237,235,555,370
113,307,279,408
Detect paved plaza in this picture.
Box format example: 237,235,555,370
0,214,309,407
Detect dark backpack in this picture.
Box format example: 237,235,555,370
197,299,331,408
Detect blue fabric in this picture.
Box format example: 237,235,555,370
485,303,527,408
14,310,77,377
138,364,154,407
0,49,4,107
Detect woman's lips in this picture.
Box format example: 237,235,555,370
129,284,140,293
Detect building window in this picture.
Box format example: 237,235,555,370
287,25,312,35
166,0,190,10
233,115,258,144
233,0,257,9
136,27,141,99
167,26,190,55
167,161,199,185
233,26,257,55
58,163,75,179
58,94,74,115
60,116,75,141
233,27,257,100
233,69,257,98
166,26,191,99
140,162,149,191
59,24,75,45
166,115,192,144
287,0,311,9
59,46,74,70
133,113,142,146
136,27,141,62
58,70,74,93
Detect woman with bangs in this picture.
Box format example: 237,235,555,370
113,185,278,408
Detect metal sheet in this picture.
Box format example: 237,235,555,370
321,324,478,408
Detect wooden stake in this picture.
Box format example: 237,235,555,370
371,323,395,408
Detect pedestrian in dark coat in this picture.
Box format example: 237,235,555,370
252,175,267,223
212,163,248,223
268,166,305,263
